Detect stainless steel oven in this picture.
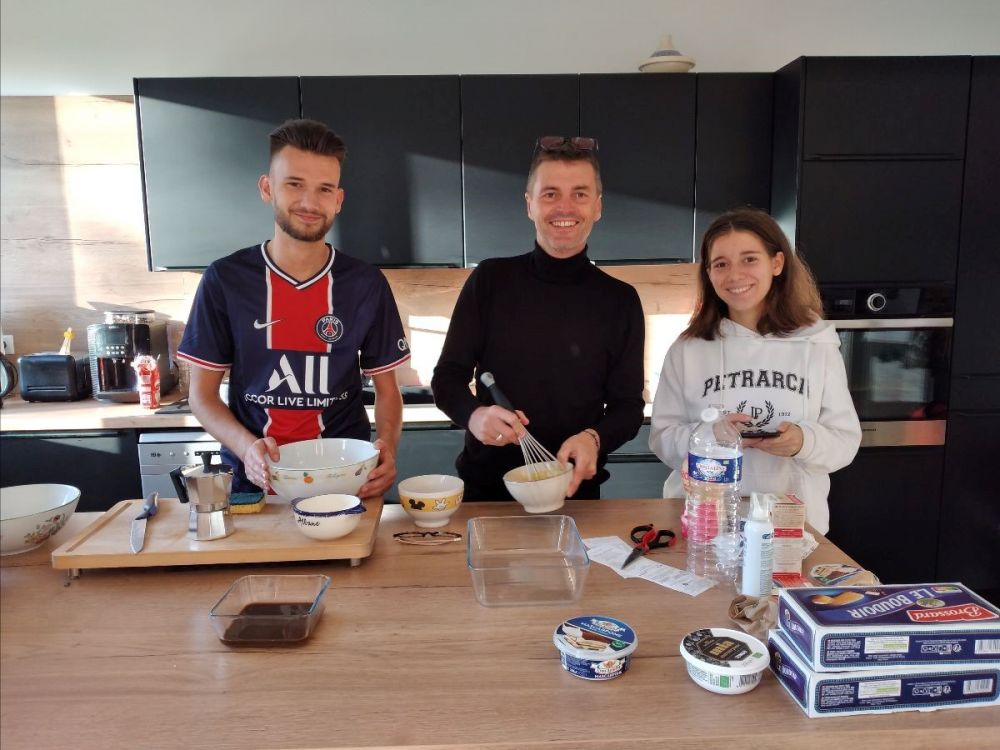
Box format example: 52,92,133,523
822,285,953,447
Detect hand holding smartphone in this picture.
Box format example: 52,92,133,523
741,430,780,439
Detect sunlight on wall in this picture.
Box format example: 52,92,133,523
645,312,690,401
406,314,451,385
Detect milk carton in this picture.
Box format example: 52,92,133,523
769,493,806,574
778,583,1000,671
768,629,1000,717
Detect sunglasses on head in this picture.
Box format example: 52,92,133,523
535,136,599,153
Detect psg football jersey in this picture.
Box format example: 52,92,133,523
177,243,410,491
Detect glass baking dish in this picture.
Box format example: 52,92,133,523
209,574,330,643
466,515,590,607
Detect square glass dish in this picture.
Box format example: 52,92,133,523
209,574,331,643
466,515,590,607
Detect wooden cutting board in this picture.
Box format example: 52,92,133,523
50,496,382,571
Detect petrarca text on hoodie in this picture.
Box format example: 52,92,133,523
649,318,862,535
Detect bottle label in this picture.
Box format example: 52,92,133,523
688,454,741,484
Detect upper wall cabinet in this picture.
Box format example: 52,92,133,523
135,77,300,270
694,73,774,249
301,76,464,267
771,57,971,285
461,75,578,265
802,57,970,158
461,74,696,266
951,56,1000,377
580,74,695,263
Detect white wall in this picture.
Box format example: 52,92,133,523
3,0,999,95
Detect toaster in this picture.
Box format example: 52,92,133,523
18,353,93,402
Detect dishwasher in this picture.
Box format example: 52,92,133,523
138,430,221,498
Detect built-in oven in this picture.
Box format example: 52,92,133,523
821,284,953,447
822,284,954,583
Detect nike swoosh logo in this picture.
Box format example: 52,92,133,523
253,319,282,329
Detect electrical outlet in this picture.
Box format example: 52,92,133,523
1,334,14,355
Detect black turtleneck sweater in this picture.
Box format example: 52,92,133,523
431,244,645,498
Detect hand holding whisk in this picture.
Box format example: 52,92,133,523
479,372,565,481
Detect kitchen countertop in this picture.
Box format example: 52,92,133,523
0,394,655,434
0,393,454,432
2,498,997,749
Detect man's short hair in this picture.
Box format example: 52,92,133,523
526,143,602,194
268,119,347,165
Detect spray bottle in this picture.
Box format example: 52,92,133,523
740,492,774,597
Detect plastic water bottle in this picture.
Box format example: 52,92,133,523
685,407,742,584
740,492,774,597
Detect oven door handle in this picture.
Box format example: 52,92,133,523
833,317,953,329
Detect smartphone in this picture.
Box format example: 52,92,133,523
741,430,780,439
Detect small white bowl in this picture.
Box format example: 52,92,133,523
503,461,571,513
271,438,379,501
0,484,80,555
679,628,770,695
291,494,366,541
397,474,464,528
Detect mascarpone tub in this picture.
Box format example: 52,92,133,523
680,627,770,694
553,615,637,680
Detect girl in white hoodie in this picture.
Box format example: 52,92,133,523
650,208,861,534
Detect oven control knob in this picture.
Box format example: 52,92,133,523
866,292,887,313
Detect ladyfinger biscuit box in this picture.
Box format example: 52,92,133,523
768,629,1000,717
778,583,1000,671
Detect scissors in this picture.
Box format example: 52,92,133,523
622,524,676,569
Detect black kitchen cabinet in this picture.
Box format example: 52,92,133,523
301,76,464,267
135,77,300,270
602,424,667,499
694,73,774,246
801,57,970,158
0,430,141,512
461,75,578,265
771,57,970,285
826,446,944,584
580,74,695,262
462,74,696,265
938,411,1000,606
797,160,964,284
951,57,1000,376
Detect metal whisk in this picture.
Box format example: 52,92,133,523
479,372,562,480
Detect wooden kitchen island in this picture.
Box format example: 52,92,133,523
2,499,997,749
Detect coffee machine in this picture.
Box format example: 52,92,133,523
87,310,176,402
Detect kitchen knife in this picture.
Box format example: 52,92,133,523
129,492,159,554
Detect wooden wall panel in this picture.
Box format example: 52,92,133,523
0,96,697,397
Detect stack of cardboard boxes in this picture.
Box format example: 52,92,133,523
768,583,1000,716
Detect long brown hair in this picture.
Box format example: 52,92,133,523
683,208,823,340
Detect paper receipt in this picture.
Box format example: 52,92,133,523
583,536,716,597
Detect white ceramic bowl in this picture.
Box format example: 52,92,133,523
679,628,770,695
291,494,366,541
271,438,379,501
503,461,572,513
397,474,464,528
0,484,80,555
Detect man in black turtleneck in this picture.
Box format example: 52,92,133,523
431,137,645,500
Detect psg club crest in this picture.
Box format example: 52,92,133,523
315,315,344,344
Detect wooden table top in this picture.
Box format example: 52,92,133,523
2,499,997,750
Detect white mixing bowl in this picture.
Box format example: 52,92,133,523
503,461,572,513
0,484,80,555
270,438,379,501
291,494,366,541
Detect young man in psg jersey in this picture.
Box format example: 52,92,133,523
431,137,645,500
177,119,409,497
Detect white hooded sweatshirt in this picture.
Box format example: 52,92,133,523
649,318,861,534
